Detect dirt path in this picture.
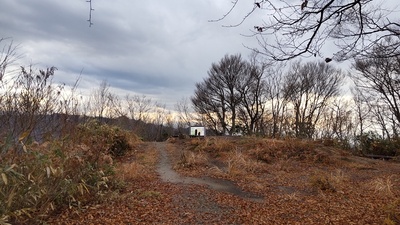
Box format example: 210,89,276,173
49,142,263,224
152,141,264,224
154,142,263,202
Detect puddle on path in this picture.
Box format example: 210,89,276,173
155,142,263,203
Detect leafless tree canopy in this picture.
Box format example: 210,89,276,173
175,97,193,130
352,40,400,137
0,38,20,81
283,61,344,138
192,55,346,138
191,54,259,135
215,0,400,61
236,53,268,134
192,54,242,134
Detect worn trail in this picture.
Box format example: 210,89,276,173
154,142,263,202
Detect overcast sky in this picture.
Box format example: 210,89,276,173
0,0,265,109
1,0,398,110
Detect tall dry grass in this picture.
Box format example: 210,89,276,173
0,48,147,224
177,150,209,169
115,145,157,182
177,136,350,193
0,120,139,224
226,150,265,176
185,137,334,165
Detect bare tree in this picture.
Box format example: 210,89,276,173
351,88,373,137
125,94,152,122
106,93,126,118
283,61,344,138
163,110,175,138
0,38,20,81
192,54,247,135
318,97,355,143
352,41,400,137
214,0,400,61
86,0,94,27
59,74,82,116
90,80,111,120
236,53,268,135
0,66,62,145
175,97,193,132
191,80,223,134
151,102,169,141
263,65,289,138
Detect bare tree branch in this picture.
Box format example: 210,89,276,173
214,0,400,61
0,38,20,81
86,0,94,27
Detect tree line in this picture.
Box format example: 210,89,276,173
191,43,400,151
1,37,399,154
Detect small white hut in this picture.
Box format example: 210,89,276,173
190,126,205,137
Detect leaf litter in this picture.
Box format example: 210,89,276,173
48,138,400,224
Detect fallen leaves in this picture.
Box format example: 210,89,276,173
47,138,400,224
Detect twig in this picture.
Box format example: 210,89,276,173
86,0,94,27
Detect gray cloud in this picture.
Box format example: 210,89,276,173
0,0,276,108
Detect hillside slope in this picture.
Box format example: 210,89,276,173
49,137,400,224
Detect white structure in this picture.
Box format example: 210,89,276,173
190,126,205,137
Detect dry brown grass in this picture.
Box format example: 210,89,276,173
176,137,347,182
272,158,296,172
384,199,400,225
44,137,400,224
0,121,145,225
329,169,349,190
226,150,265,176
116,162,147,181
163,136,400,223
176,150,209,169
115,143,159,181
370,175,395,196
139,145,159,167
309,173,337,192
181,137,341,177
0,142,114,224
187,137,237,153
308,169,349,193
